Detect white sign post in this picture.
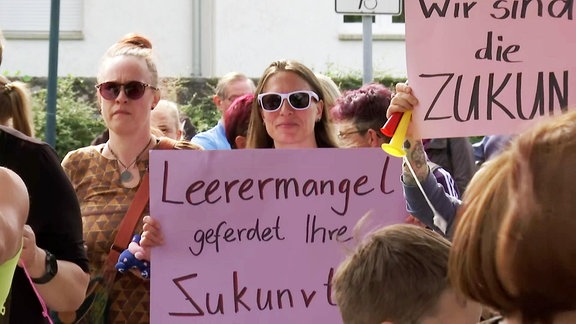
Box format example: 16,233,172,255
335,0,403,84
335,0,402,15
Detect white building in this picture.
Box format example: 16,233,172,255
0,0,407,79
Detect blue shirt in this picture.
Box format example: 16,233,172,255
190,120,231,150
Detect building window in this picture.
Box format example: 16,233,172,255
0,0,84,39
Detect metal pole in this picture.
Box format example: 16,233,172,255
362,15,373,85
46,0,60,147
191,0,202,76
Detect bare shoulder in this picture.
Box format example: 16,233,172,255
0,167,26,194
0,167,29,221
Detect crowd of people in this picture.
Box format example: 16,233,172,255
2,28,575,324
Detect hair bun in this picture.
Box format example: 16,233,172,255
118,33,152,50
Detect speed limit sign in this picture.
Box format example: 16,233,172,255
335,0,402,15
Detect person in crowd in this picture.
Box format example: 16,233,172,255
315,73,341,114
0,75,35,137
61,33,200,323
449,110,576,323
0,30,90,323
423,137,476,194
191,72,255,149
151,99,182,140
331,83,460,229
246,59,338,149
330,83,393,149
387,83,463,237
139,60,339,261
472,134,513,167
180,115,197,141
1,126,91,324
0,167,27,264
223,93,255,149
0,167,28,309
332,222,482,323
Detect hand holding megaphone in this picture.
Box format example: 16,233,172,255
381,111,412,157
380,82,417,158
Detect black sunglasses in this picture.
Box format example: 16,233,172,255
257,90,319,112
95,81,158,101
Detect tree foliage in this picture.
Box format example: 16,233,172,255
32,76,105,159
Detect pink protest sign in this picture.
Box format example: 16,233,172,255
405,0,576,138
149,148,406,323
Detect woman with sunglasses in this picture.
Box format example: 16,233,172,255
138,61,337,284
246,60,338,149
61,33,200,323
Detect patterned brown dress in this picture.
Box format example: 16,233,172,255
62,141,201,323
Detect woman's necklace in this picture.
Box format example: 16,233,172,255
108,138,153,183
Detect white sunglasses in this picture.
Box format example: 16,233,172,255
258,90,319,112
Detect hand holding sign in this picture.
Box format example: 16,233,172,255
140,215,164,262
405,0,576,138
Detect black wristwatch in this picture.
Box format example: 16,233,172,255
31,249,58,284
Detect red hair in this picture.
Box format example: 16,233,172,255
224,93,255,148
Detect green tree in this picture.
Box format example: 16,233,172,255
179,92,220,133
32,76,105,159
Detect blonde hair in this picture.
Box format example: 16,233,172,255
154,100,180,128
333,223,451,323
98,33,158,87
315,73,341,111
0,75,34,137
450,110,576,322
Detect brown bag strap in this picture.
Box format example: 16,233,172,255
104,137,179,276
104,173,150,278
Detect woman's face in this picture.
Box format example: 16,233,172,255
334,121,370,148
98,55,159,136
260,71,323,149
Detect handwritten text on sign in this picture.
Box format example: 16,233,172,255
406,0,576,138
149,148,406,323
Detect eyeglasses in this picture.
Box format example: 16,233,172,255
95,81,158,101
258,90,319,112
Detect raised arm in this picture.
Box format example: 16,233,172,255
387,83,429,184
0,167,28,264
388,83,461,237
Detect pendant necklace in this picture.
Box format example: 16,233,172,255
108,138,152,183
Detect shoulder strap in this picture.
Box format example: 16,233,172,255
105,173,150,277
104,137,179,276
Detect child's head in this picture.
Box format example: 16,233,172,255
332,223,481,324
